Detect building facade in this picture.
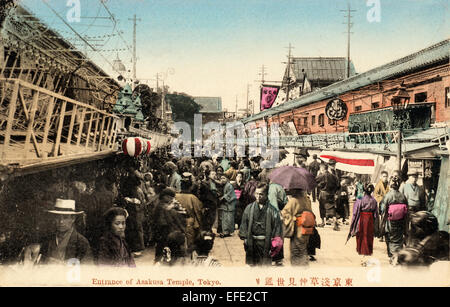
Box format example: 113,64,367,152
245,40,449,134
193,96,225,124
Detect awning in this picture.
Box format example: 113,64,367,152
319,150,379,174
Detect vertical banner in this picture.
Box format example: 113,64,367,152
260,85,280,111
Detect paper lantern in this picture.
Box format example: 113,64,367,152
122,137,143,157
145,139,151,154
122,137,151,157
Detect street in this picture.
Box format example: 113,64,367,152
135,199,391,268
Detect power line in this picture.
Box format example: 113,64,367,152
100,0,134,58
41,0,121,76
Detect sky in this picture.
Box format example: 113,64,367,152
19,0,449,114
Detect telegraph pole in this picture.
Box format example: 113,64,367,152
235,95,238,119
129,14,141,89
161,79,166,121
284,43,294,102
258,65,267,85
156,73,160,91
341,3,355,79
246,83,251,117
155,73,164,119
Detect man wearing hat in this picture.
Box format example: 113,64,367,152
38,199,92,265
316,160,340,230
327,159,339,176
275,148,290,167
400,171,426,245
164,161,182,192
293,148,308,169
400,171,426,213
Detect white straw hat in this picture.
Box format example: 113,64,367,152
48,199,84,215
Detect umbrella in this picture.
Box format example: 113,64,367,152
268,166,316,191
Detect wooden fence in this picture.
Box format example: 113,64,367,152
0,78,119,172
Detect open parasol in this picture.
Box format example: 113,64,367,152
268,166,317,191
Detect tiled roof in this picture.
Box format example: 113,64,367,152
194,97,223,113
245,39,450,123
287,57,356,83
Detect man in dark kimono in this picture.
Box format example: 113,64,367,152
152,188,187,263
175,173,204,253
239,183,282,266
308,154,321,202
316,160,340,230
197,170,219,232
35,199,92,265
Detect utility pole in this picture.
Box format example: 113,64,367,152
257,65,267,85
156,73,160,91
284,43,294,103
341,3,355,79
155,73,164,119
234,95,237,119
246,83,251,117
161,79,166,121
129,14,141,90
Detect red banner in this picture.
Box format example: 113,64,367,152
260,85,280,111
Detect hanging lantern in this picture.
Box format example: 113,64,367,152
122,137,143,157
144,138,151,154
137,137,151,155
122,137,151,157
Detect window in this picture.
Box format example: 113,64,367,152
371,102,380,109
414,92,427,103
303,117,308,126
445,87,450,108
318,114,324,126
311,115,316,125
355,106,362,112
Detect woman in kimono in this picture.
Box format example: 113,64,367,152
209,166,236,237
379,177,408,264
218,167,237,237
97,207,136,267
348,183,378,266
232,172,245,228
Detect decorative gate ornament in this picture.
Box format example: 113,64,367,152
325,98,348,121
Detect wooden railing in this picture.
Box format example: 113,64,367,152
0,78,119,171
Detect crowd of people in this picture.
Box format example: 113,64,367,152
0,146,448,268
349,169,449,266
